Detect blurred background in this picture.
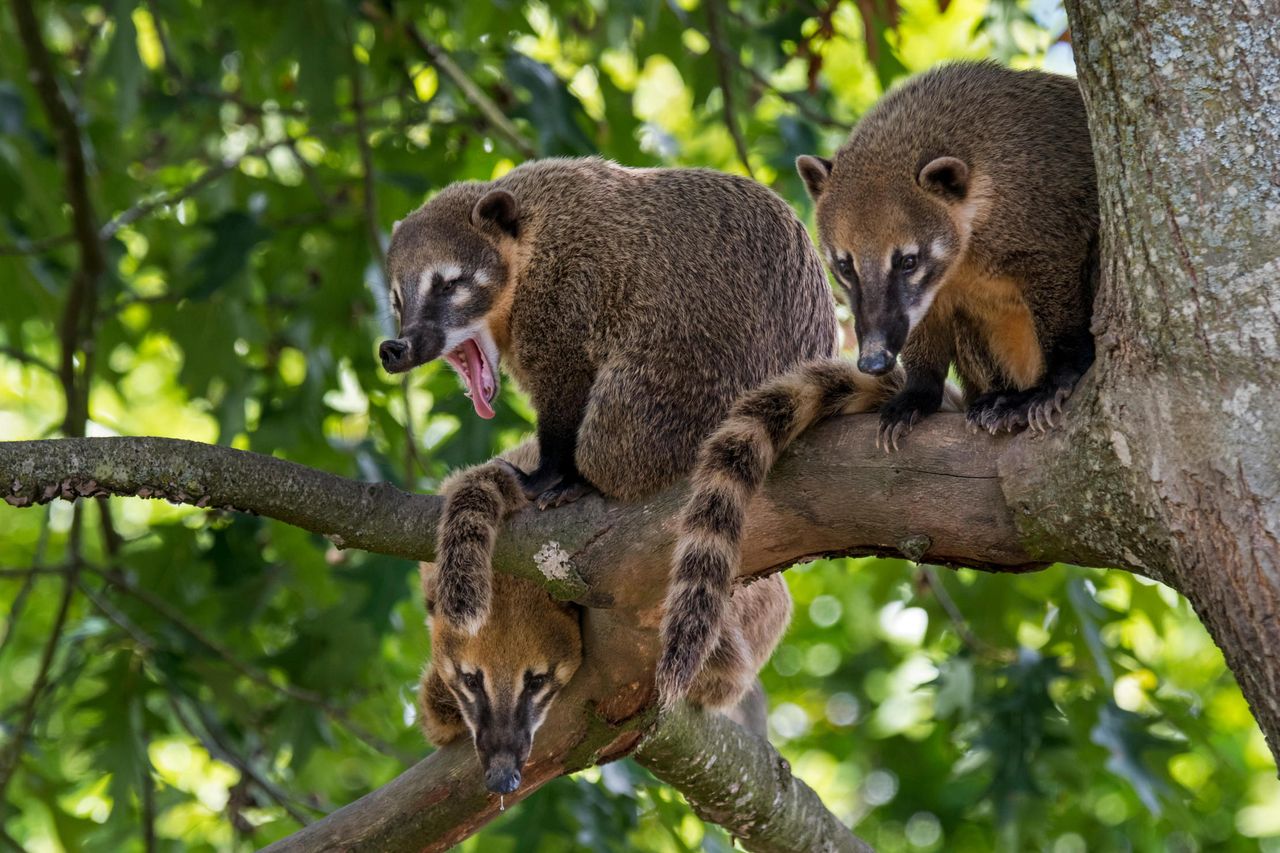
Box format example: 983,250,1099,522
1,0,1277,850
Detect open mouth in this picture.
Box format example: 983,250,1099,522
443,335,499,420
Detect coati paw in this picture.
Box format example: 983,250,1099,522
965,390,1031,435
877,394,932,452
534,480,595,510
1024,383,1075,434
968,383,1075,435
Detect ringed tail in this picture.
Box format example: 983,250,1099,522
655,359,898,708
436,461,528,634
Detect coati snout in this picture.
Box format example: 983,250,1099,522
381,189,516,419
799,153,962,378
418,564,583,796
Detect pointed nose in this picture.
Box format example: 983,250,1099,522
857,349,896,376
379,338,411,372
483,762,521,795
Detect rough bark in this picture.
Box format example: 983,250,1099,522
1017,0,1280,760
635,706,873,853
0,415,1055,613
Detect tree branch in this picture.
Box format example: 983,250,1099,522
634,705,873,853
0,416,1089,615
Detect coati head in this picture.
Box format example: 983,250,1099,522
380,184,523,419
797,153,985,375
419,565,582,795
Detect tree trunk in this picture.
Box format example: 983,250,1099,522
1019,0,1280,759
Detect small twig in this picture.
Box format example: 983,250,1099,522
675,5,847,130
0,513,53,659
11,0,108,438
361,3,535,158
142,0,185,83
165,691,315,827
705,0,755,178
85,563,417,764
0,345,57,375
919,566,1000,657
101,139,294,240
0,524,82,803
0,232,75,256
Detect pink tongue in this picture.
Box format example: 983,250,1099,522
461,339,496,420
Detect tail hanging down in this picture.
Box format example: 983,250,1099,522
435,461,529,635
655,358,900,707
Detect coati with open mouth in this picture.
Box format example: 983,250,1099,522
381,157,843,637
797,61,1098,449
418,442,792,796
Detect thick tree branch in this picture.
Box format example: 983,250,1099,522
0,416,1086,616
635,705,872,853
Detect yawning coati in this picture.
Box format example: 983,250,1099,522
418,442,792,795
381,157,839,634
797,61,1098,448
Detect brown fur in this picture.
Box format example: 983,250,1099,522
387,157,837,634
798,62,1098,444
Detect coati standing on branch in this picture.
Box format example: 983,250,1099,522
380,157,839,636
419,443,792,796
657,62,1097,705
797,61,1098,448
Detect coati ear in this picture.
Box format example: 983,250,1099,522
471,189,520,238
796,155,834,200
918,156,970,200
391,218,403,235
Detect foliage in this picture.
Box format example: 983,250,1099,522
0,0,1276,850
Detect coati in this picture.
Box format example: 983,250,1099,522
382,157,838,634
660,62,1094,703
420,442,792,795
796,61,1098,448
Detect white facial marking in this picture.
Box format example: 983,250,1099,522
473,269,491,286
930,238,945,258
906,285,942,329
418,263,464,297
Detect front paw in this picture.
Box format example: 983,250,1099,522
498,460,562,504
965,389,1031,435
877,390,940,452
534,479,595,510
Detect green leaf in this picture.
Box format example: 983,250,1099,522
187,212,271,299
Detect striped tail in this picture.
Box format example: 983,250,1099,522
435,461,528,635
655,358,897,708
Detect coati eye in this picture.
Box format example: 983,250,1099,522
899,254,919,273
461,671,483,692
391,292,402,314
438,275,467,294
525,672,550,692
835,256,856,281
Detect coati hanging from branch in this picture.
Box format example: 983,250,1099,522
656,62,1098,706
418,441,792,796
